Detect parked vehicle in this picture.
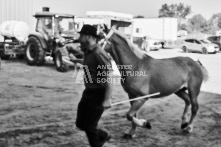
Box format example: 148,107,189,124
25,7,83,72
181,38,219,54
207,36,221,51
133,37,161,51
0,21,30,59
147,39,161,51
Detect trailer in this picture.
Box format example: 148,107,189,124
133,18,177,48
75,11,134,41
0,21,30,59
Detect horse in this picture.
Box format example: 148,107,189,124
101,28,209,138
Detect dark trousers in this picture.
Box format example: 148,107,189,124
76,88,108,147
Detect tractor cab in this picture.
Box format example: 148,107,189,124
34,12,78,40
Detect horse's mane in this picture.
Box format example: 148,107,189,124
112,29,148,59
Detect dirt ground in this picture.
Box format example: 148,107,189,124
0,59,221,147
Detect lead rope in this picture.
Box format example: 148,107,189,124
102,29,114,50
111,92,160,106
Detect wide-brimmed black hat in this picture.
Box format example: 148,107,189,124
78,24,99,38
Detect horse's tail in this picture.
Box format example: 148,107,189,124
197,60,209,82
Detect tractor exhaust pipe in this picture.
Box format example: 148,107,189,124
42,7,50,12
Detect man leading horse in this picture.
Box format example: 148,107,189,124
76,24,113,147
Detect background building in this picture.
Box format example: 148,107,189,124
0,0,41,32
75,11,134,39
0,0,178,45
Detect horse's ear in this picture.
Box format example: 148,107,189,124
103,23,109,34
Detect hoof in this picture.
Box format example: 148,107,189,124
123,133,135,139
182,125,193,133
181,122,189,130
144,121,152,129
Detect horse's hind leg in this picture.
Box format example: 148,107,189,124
175,88,191,130
183,79,201,133
184,88,200,133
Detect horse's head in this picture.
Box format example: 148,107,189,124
101,30,115,53
101,26,139,65
101,26,147,66
98,24,114,53
97,24,116,41
101,25,135,54
98,25,124,65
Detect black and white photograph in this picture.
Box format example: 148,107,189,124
0,0,221,146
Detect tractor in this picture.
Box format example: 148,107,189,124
25,8,83,72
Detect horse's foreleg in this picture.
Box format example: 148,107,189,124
132,116,151,128
124,99,149,139
123,113,137,139
175,89,191,129
126,99,150,128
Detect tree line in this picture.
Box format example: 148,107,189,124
135,3,221,34
158,3,221,34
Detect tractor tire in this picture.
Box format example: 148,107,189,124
25,37,45,65
54,48,69,72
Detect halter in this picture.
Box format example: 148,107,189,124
101,29,114,50
101,29,121,70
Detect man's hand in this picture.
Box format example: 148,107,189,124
102,97,112,109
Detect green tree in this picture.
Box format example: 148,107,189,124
200,13,221,34
179,23,188,31
214,13,221,29
159,3,191,31
188,14,207,32
218,17,221,29
159,3,191,19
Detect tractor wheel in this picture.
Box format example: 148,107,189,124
25,37,45,65
54,48,69,72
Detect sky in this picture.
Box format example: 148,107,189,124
43,0,221,19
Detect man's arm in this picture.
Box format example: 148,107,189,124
102,73,113,109
95,48,113,109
